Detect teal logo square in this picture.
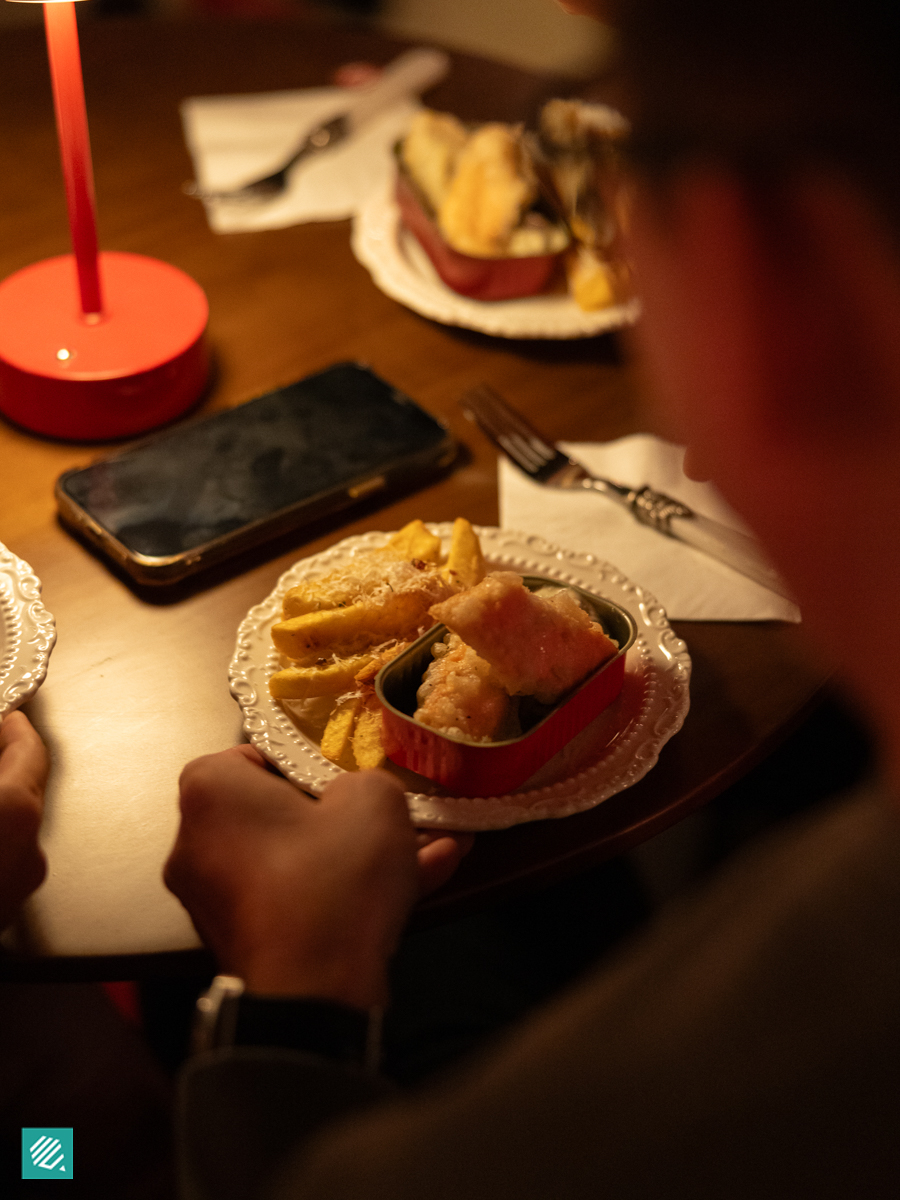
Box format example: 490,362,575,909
22,1129,73,1179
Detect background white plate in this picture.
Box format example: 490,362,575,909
230,526,690,830
0,543,56,718
351,188,641,340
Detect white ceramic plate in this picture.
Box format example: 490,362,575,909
351,187,641,341
229,526,690,830
0,543,56,718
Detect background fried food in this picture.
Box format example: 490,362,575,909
437,124,536,256
400,109,469,214
400,102,631,308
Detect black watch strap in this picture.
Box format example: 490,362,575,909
234,994,371,1064
193,975,379,1068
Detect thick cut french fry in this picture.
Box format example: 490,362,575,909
442,517,486,589
283,578,363,619
320,695,363,769
282,522,443,619
353,642,409,688
352,696,386,769
269,654,374,700
407,524,443,563
272,593,434,664
374,519,422,559
375,519,442,564
566,245,623,312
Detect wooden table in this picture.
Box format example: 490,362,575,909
0,15,824,979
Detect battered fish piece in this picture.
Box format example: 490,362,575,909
430,572,618,704
437,124,536,256
401,109,469,213
414,633,511,742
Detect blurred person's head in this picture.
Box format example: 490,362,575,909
613,1,900,218
562,0,900,777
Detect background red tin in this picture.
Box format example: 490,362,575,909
394,168,564,302
376,578,637,796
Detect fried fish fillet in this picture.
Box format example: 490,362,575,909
437,124,536,256
414,632,511,742
401,109,469,213
430,571,617,704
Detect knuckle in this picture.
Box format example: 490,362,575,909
23,848,48,893
0,782,43,836
162,855,182,895
177,756,221,812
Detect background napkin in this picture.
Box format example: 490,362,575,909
499,434,800,622
181,87,419,234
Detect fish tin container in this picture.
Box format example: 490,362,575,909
394,167,565,302
375,577,637,796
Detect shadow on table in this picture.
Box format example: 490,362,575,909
432,324,627,367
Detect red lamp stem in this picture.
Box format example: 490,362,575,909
43,1,103,318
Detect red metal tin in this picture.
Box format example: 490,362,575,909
394,168,564,302
376,578,636,796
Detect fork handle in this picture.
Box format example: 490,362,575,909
586,479,794,600
668,510,793,599
344,48,450,133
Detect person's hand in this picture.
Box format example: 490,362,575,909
164,746,473,1009
0,711,49,932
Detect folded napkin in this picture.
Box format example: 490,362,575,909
180,87,419,234
499,434,800,622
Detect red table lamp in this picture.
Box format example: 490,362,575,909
0,0,209,441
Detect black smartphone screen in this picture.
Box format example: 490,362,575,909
57,363,451,564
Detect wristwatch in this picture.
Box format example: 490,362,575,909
193,975,382,1069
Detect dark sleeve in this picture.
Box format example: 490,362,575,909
268,788,900,1200
177,1047,395,1200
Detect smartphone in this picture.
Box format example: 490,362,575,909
55,362,456,586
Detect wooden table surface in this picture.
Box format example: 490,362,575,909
0,15,824,978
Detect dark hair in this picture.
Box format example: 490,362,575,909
613,0,900,217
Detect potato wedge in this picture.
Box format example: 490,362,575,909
282,521,442,619
375,519,442,564
441,517,486,589
272,593,434,664
352,696,386,770
320,695,363,769
282,577,364,619
408,525,443,564
269,654,374,700
353,641,409,688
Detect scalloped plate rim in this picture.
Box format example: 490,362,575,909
351,187,641,341
0,542,57,718
229,526,691,831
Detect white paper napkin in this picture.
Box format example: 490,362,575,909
499,434,800,622
180,87,419,234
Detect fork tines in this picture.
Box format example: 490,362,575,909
460,385,572,482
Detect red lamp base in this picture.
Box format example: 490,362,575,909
0,251,209,441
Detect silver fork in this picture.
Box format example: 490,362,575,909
460,384,793,600
184,46,450,204
183,114,348,203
